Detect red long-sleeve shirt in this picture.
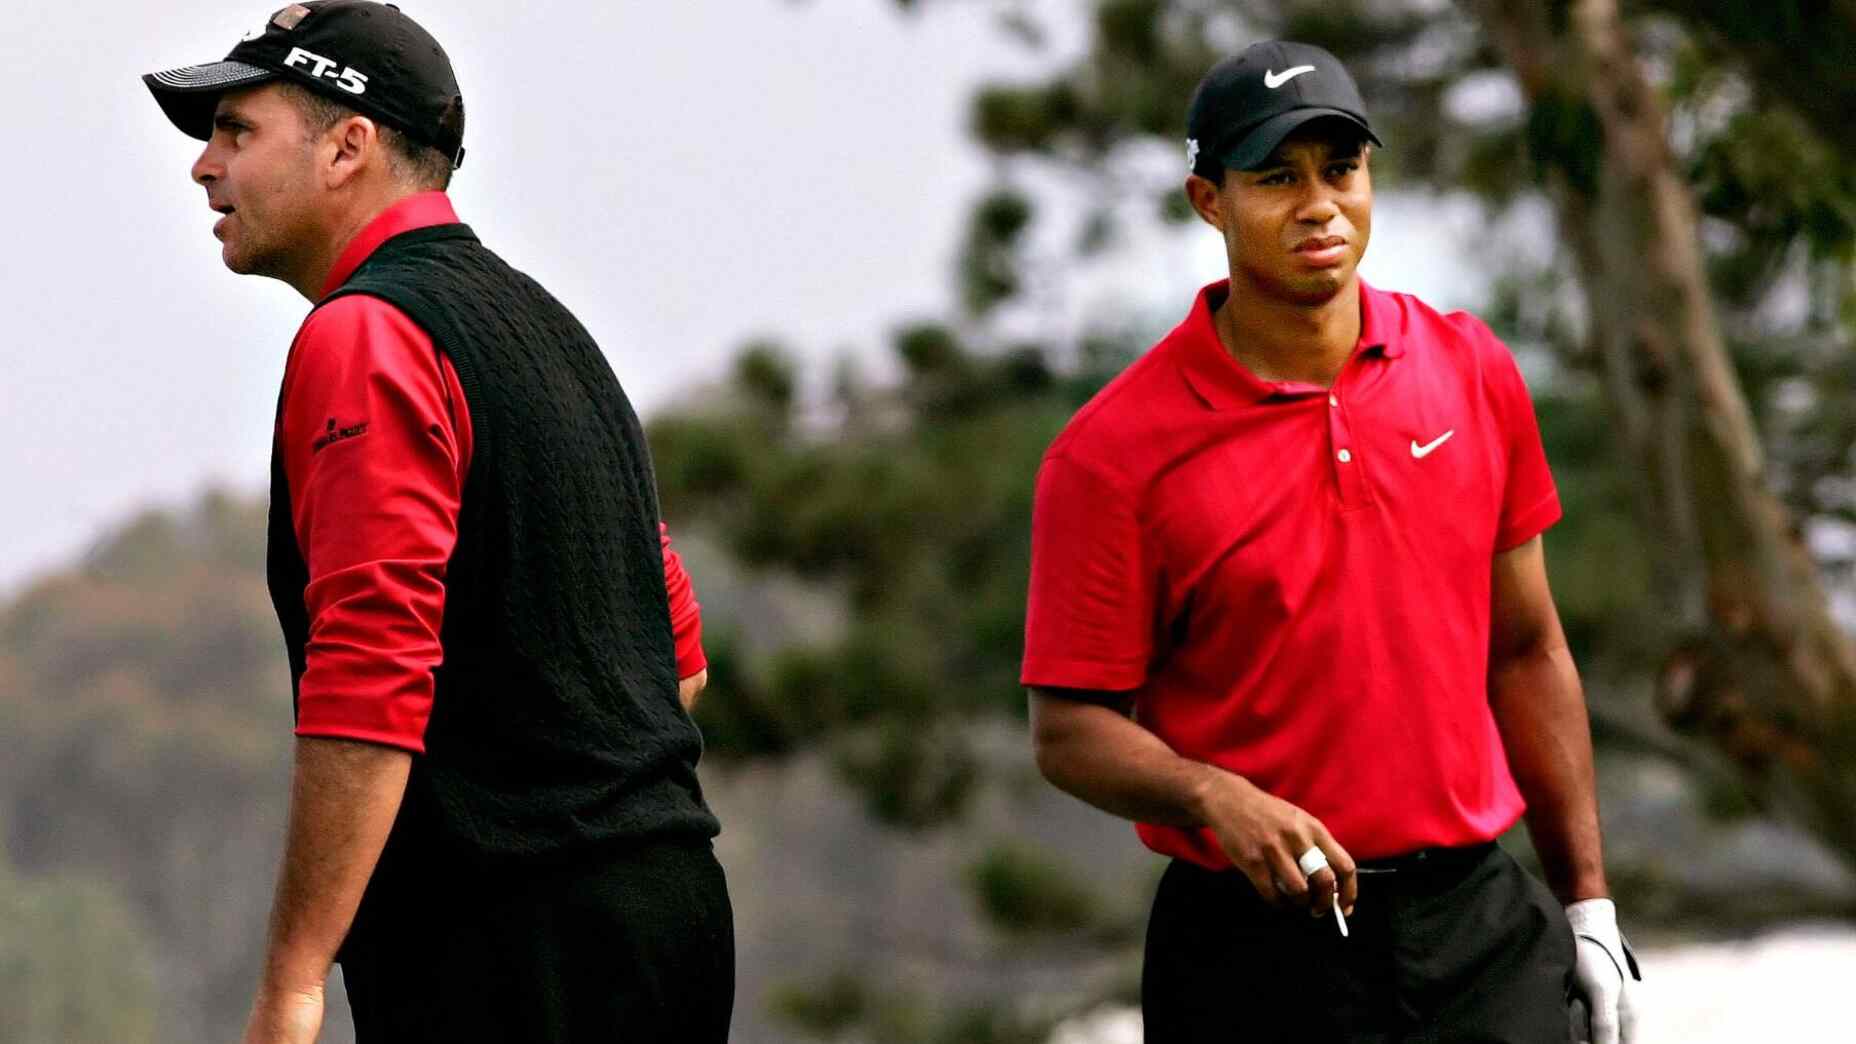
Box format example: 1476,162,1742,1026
278,192,704,753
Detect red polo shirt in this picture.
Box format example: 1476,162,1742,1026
281,192,706,753
1021,279,1560,865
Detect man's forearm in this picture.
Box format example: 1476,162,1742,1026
1029,690,1227,829
1489,642,1608,902
259,736,412,993
1029,688,1360,913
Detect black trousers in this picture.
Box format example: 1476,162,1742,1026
339,838,734,1043
1142,843,1574,1043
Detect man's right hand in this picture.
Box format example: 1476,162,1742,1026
1027,690,1357,918
1197,770,1358,917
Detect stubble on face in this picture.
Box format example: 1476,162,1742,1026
1219,127,1373,308
199,86,326,282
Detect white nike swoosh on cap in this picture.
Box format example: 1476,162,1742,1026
1264,65,1316,89
1411,430,1455,458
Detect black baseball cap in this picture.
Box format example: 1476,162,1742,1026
143,1,466,169
1186,41,1382,177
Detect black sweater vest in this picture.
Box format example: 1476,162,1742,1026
267,223,719,863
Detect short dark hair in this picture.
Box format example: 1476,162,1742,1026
277,81,454,191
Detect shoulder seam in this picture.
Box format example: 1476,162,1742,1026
1048,340,1179,457
1043,449,1133,503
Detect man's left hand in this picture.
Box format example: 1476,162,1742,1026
1566,898,1640,1044
241,982,325,1044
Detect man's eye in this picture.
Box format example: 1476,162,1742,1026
1261,171,1293,185
1329,162,1359,177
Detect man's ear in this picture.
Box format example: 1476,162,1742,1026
323,114,379,189
1184,173,1227,232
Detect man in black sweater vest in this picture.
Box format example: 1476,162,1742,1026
144,4,732,1041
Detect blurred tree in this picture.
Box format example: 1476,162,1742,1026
0,490,291,1043
1471,0,1856,883
0,863,159,1044
1641,0,1856,163
966,842,1102,938
657,324,1117,824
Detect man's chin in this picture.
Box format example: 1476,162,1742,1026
1278,266,1352,305
221,243,266,277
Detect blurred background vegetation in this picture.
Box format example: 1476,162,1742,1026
5,1,1854,1041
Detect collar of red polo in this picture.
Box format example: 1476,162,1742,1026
319,191,460,298
1177,278,1404,410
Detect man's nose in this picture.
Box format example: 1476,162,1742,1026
1295,182,1339,224
191,143,220,187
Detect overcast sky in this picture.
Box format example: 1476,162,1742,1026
0,0,1487,595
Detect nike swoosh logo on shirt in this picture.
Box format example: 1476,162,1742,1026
1411,430,1455,458
1264,66,1316,89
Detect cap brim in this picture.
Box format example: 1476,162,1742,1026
1219,108,1384,172
143,60,277,141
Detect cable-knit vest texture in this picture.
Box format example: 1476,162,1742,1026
267,222,719,864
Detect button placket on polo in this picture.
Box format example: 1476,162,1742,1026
1328,398,1368,508
1326,366,1374,509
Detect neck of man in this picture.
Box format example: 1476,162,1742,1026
1214,272,1362,388
285,183,420,302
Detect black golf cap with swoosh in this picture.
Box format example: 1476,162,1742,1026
143,1,466,169
1186,40,1382,177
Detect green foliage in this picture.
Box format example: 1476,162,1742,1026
966,842,1101,938
681,626,808,756
735,340,800,415
1680,52,1856,308
1532,384,1668,669
967,6,1218,157
835,721,982,828
1523,86,1604,196
972,83,1080,154
1644,0,1856,170
958,191,1035,317
768,969,871,1038
663,326,1093,826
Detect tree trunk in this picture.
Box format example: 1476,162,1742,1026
1466,0,1856,867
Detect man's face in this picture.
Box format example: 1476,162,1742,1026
189,84,327,279
1204,124,1373,305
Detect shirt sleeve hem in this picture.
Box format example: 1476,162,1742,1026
1020,656,1148,694
293,724,427,755
1496,493,1563,552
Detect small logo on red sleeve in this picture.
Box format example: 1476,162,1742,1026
312,416,370,454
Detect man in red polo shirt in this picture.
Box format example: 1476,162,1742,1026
1023,41,1640,1043
145,4,732,1042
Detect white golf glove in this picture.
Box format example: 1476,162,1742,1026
1565,898,1641,1044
